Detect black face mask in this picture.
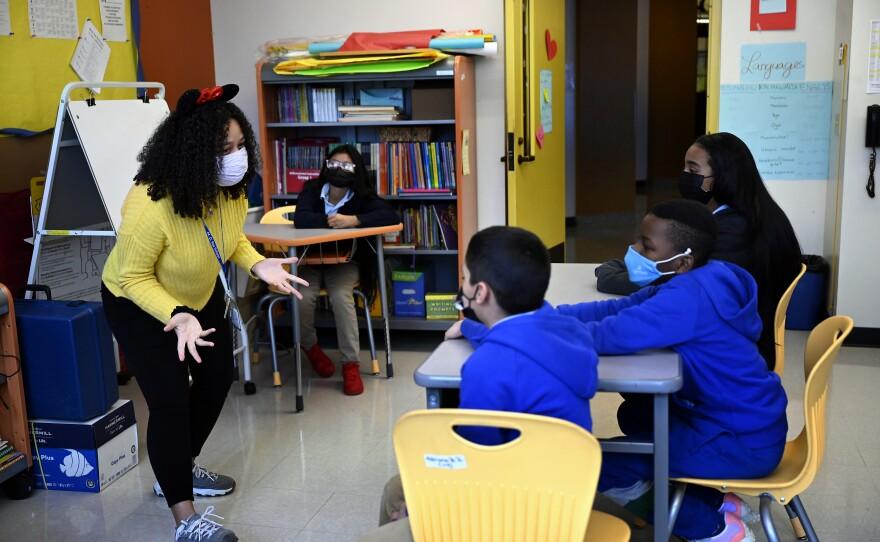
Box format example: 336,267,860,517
326,169,356,189
455,287,481,324
678,171,713,204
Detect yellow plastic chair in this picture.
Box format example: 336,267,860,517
393,409,631,542
256,205,379,387
774,263,808,377
669,315,853,542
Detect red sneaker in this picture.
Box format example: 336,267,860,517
304,344,335,378
341,362,364,396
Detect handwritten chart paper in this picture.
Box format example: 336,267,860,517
99,0,126,42
869,21,880,94
741,42,806,82
720,82,832,181
0,0,12,36
28,0,77,39
70,19,110,93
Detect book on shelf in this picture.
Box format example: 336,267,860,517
277,85,341,123
0,452,24,472
396,203,458,250
270,139,456,199
338,106,401,123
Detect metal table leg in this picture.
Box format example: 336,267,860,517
426,388,441,409
655,393,671,542
375,235,393,378
288,246,303,412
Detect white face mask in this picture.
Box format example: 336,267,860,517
217,147,248,186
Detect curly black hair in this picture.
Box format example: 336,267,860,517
134,87,260,218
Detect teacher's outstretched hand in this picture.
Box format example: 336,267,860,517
252,256,310,298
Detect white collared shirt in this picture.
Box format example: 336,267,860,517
320,183,354,216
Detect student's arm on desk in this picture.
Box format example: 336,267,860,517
293,183,330,228
557,286,656,323
581,282,699,354
595,259,642,295
458,348,513,445
356,195,400,228
460,318,490,347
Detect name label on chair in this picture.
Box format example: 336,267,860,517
424,454,468,470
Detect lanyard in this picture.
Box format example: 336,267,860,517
202,218,235,318
202,219,226,274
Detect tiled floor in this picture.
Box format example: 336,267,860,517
2,329,878,541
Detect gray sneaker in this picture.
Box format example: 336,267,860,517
154,463,236,498
174,507,238,541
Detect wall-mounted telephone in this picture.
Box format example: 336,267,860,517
867,105,879,198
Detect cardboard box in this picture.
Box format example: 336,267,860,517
30,400,138,493
392,270,425,317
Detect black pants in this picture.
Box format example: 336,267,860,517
101,281,234,507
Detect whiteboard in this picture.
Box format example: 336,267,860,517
68,98,170,231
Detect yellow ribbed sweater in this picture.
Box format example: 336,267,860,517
102,183,265,324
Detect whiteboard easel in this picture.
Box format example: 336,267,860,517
26,81,168,300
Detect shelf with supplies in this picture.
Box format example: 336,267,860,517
0,286,34,498
256,55,477,332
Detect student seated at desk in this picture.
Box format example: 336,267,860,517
361,226,598,542
293,145,399,396
595,132,802,370
559,200,787,542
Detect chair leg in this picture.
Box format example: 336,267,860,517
789,496,820,542
354,289,379,375
785,503,809,540
668,482,687,537
267,296,286,387
760,494,782,542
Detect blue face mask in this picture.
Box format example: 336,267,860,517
624,245,692,287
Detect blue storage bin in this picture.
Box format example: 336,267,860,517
15,297,118,421
786,256,829,331
393,270,426,318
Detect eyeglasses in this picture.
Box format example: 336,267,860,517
325,159,356,173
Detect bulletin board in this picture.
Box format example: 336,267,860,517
0,0,138,133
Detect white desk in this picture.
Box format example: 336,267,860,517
413,263,682,542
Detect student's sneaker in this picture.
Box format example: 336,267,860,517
174,507,238,541
690,512,755,542
719,493,759,524
342,361,364,395
154,464,236,498
305,344,335,378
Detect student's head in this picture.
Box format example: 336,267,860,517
319,144,374,196
683,132,801,307
626,200,717,286
135,84,258,219
457,226,551,325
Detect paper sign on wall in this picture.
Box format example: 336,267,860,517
759,0,787,14
70,19,111,93
720,82,832,181
0,0,12,36
741,42,806,82
98,0,127,42
869,20,880,94
28,0,78,39
539,69,552,134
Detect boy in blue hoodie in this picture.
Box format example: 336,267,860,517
447,225,598,444
557,200,787,542
364,226,599,541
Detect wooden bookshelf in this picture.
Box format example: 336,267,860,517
0,285,34,498
255,56,478,332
